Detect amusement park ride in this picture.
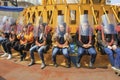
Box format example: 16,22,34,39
17,0,120,75
0,0,120,76
18,0,120,33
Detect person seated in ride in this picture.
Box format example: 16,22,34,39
98,14,120,69
95,25,105,54
76,14,97,68
1,17,16,59
113,23,120,71
52,15,72,68
1,23,18,59
28,22,52,69
15,23,34,61
116,23,120,47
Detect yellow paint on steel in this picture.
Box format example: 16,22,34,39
111,7,120,23
90,0,98,24
19,0,120,33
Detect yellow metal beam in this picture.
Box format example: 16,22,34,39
111,6,120,22
90,0,98,24
49,6,55,25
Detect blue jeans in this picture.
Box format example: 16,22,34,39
104,48,114,66
77,47,97,64
29,45,46,63
52,47,70,64
114,48,120,69
38,46,47,63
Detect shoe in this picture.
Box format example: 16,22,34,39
7,54,12,60
54,63,58,67
23,52,27,60
66,64,71,68
41,63,46,69
1,53,8,57
89,62,93,68
20,56,24,61
28,60,35,66
111,66,117,70
76,63,81,68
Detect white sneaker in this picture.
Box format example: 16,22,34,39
111,66,117,70
1,53,8,57
7,54,12,60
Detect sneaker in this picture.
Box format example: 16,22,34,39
7,54,12,60
89,62,93,68
76,63,81,68
66,64,71,68
20,56,24,61
41,63,46,69
28,60,35,66
1,53,8,57
111,66,117,70
54,63,58,67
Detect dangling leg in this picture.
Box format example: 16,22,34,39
38,46,46,69
28,45,38,66
18,45,25,61
104,47,114,66
1,40,9,57
6,42,12,59
52,47,59,67
88,47,97,67
62,48,71,68
114,48,120,69
76,47,85,68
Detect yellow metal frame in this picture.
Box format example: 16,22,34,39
18,0,120,33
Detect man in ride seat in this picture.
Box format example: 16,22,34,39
97,14,120,69
76,14,97,68
114,23,120,71
28,22,52,69
52,15,72,68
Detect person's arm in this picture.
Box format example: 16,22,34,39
20,39,27,45
76,32,84,47
52,33,58,47
101,30,109,47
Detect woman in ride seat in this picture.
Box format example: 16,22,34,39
52,15,72,68
14,23,34,61
28,23,52,69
